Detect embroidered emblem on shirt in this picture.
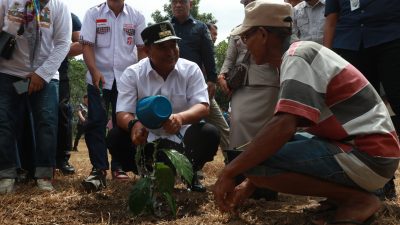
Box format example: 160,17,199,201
96,19,110,34
96,26,110,34
39,7,51,28
7,2,24,23
123,24,135,36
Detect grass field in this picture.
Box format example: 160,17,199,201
1,140,400,225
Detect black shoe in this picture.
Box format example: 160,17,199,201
16,169,31,183
188,173,206,192
81,168,106,193
57,162,75,175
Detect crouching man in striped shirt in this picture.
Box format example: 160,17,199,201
213,1,400,225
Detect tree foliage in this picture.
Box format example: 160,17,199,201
69,58,87,129
150,0,217,24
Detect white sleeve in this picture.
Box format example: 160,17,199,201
134,11,145,46
79,8,97,45
186,63,209,106
116,66,139,114
35,1,72,82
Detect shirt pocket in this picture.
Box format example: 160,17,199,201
170,94,187,113
96,24,111,48
297,17,309,29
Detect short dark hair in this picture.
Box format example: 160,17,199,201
206,23,217,30
83,94,88,99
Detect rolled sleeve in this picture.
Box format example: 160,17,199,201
79,9,97,45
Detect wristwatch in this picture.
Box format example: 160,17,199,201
127,119,139,134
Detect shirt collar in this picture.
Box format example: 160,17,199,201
302,0,325,8
171,15,195,25
104,2,128,16
144,58,180,79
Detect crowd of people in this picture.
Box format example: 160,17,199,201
0,0,399,224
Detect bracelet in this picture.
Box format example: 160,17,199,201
127,119,139,134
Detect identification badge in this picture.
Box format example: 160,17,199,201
350,0,360,11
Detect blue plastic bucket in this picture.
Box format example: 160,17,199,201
136,95,172,129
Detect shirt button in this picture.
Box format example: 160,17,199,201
360,24,364,27
361,10,365,13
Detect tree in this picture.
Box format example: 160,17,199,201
150,0,216,24
69,58,87,133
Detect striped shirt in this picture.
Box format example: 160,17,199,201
277,41,400,190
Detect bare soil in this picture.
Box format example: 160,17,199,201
1,140,399,225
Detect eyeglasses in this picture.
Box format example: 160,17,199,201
240,27,259,44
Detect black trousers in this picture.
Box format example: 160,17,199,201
334,38,400,132
56,77,73,165
73,123,86,149
106,122,220,173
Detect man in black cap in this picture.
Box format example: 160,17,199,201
106,21,220,192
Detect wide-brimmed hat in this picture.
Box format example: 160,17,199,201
231,0,293,36
141,21,181,45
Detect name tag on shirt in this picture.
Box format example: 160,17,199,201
96,18,110,34
350,0,360,11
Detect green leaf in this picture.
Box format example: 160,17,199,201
154,162,175,194
161,149,193,184
162,192,177,217
128,177,152,216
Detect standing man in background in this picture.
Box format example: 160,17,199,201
292,0,325,44
170,1,230,188
0,0,71,193
56,13,83,175
206,23,218,44
79,0,146,192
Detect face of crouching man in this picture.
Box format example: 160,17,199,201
144,40,180,79
141,22,182,79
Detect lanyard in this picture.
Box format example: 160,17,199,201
32,0,41,28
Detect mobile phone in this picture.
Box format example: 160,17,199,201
13,79,29,94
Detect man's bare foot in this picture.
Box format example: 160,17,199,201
311,193,381,225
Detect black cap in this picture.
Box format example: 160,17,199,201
141,21,181,45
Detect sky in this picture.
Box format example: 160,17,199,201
67,0,246,44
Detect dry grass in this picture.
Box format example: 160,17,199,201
1,140,400,225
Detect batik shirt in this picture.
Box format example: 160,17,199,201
277,41,400,191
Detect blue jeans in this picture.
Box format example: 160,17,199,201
0,73,58,179
246,133,359,189
85,82,120,170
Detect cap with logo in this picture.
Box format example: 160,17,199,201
231,0,293,36
141,21,181,45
